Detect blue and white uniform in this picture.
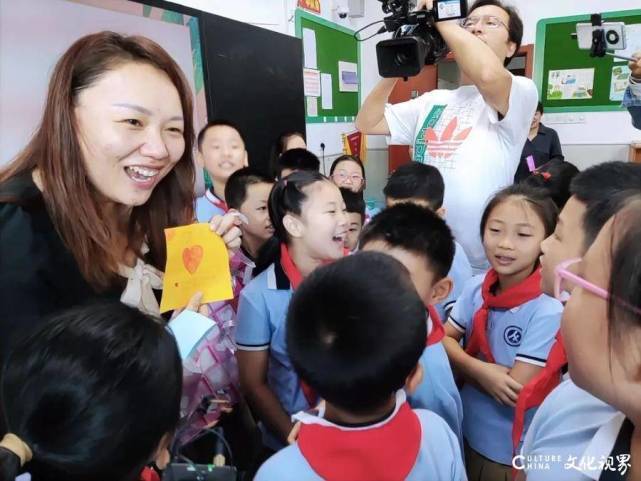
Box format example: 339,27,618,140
435,240,474,320
255,391,466,481
195,189,227,223
448,275,562,465
408,311,464,451
520,378,621,481
234,261,311,450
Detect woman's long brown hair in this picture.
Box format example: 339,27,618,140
0,32,195,290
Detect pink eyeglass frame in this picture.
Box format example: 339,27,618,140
554,257,609,302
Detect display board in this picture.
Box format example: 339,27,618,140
534,9,641,113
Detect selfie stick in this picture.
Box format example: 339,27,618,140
604,51,637,62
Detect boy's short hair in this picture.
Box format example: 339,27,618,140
287,251,426,413
224,167,274,210
276,148,320,178
570,162,641,249
197,119,246,151
360,203,454,279
383,162,445,210
340,188,366,223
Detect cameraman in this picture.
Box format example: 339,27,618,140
623,51,641,129
356,0,537,272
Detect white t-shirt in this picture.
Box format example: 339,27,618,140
385,76,538,270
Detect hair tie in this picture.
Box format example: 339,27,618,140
534,171,551,181
0,433,33,466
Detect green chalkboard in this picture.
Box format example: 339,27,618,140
534,10,641,113
295,9,361,123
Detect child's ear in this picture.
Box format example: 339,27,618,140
436,207,446,219
283,214,304,239
431,276,453,304
243,150,249,168
405,363,424,395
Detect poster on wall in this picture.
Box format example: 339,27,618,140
547,68,594,100
609,65,631,101
338,61,358,92
298,0,321,14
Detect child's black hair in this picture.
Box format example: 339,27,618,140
269,131,306,178
275,148,320,179
480,183,558,240
521,159,579,210
570,162,641,249
360,203,454,280
267,170,330,244
340,188,366,223
0,301,182,481
286,251,426,413
224,167,274,211
196,119,246,151
607,196,641,348
383,162,445,210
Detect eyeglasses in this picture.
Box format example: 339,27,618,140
554,258,609,303
460,15,508,31
332,170,364,187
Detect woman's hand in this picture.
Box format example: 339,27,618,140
209,211,244,252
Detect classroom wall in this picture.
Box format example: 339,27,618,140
514,0,641,169
173,0,390,202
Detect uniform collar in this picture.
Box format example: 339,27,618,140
267,259,291,291
580,412,633,480
205,188,228,211
294,391,422,481
292,390,407,430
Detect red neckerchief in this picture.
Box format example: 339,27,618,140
280,243,314,405
140,468,160,481
426,305,445,346
512,331,566,453
280,243,304,289
205,188,228,212
297,401,421,481
465,268,542,363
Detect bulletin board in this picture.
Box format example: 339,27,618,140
295,9,361,123
534,9,641,113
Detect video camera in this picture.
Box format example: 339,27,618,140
375,0,467,78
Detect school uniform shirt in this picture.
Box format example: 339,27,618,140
254,390,466,481
408,311,464,451
195,188,227,223
435,240,474,321
520,379,621,481
384,75,538,271
234,261,310,450
447,275,562,465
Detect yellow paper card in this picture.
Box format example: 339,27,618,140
160,223,233,313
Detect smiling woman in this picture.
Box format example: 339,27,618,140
0,32,239,365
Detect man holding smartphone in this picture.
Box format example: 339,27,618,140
356,0,537,273
624,51,641,129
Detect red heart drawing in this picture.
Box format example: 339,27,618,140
183,245,204,274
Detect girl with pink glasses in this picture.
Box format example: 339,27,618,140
521,195,641,481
